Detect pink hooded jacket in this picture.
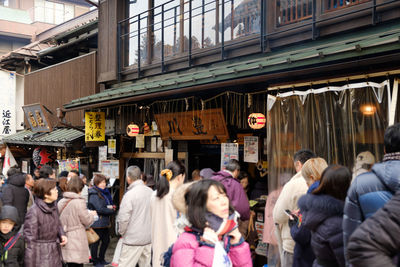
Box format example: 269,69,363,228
170,232,253,267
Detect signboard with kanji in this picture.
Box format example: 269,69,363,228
22,103,52,133
85,112,105,142
0,71,16,136
154,108,229,140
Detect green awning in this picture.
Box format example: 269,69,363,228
2,128,84,148
64,21,400,110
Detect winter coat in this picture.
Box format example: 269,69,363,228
211,171,250,220
2,174,29,224
151,189,180,267
117,180,153,246
298,194,345,267
273,171,308,254
347,189,400,267
343,160,400,253
0,229,25,267
58,192,94,264
170,231,252,267
23,198,65,267
88,187,115,228
262,187,282,245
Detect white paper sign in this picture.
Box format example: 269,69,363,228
220,143,239,170
0,71,16,137
98,145,107,171
244,136,259,163
108,139,116,154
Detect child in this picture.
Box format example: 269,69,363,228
0,205,24,266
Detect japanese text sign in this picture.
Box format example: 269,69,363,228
85,112,105,142
154,108,229,140
22,104,52,132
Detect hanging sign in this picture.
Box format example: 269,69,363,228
85,112,105,142
135,134,145,148
221,143,239,170
57,159,80,174
108,139,116,154
22,104,52,133
248,113,266,129
126,123,139,137
100,160,119,179
244,136,259,163
154,108,229,140
0,71,16,136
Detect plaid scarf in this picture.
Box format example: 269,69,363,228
383,152,400,162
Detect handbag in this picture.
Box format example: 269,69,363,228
86,228,99,244
60,199,99,244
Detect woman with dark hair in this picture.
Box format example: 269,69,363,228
24,178,68,267
58,177,97,267
88,174,115,266
150,160,185,267
170,179,252,267
297,165,351,267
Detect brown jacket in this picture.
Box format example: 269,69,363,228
58,192,94,264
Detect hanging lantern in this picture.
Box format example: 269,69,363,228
32,147,55,167
126,123,140,137
248,113,266,129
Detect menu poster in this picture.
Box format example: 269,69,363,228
98,146,107,171
135,134,145,148
100,160,119,179
220,143,239,170
244,136,259,163
58,159,80,174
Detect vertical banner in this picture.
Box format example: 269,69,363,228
221,143,239,170
85,112,105,142
108,139,116,154
244,136,259,163
0,71,16,137
98,145,107,171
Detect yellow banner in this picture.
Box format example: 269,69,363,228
85,112,105,142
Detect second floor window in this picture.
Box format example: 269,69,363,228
34,0,74,24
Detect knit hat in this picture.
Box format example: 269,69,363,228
0,205,19,225
200,168,215,179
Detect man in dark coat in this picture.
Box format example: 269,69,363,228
0,205,25,266
343,123,400,260
347,189,400,267
2,173,29,225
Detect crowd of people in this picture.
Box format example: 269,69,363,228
1,122,400,267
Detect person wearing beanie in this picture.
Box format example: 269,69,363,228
0,205,25,266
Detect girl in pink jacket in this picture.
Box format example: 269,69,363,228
170,179,252,267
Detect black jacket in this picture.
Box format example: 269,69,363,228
88,188,114,228
0,229,25,267
298,194,345,267
347,190,400,267
2,174,29,224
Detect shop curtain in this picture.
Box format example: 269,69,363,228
267,80,390,192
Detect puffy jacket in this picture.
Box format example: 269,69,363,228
88,187,115,228
299,194,345,267
170,231,252,267
58,192,94,264
211,171,250,220
343,160,400,254
0,229,25,267
347,190,400,267
2,174,29,224
24,198,65,267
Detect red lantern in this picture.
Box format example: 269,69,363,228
248,113,266,129
126,123,140,137
32,147,55,167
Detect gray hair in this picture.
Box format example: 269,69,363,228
126,166,141,181
225,159,240,172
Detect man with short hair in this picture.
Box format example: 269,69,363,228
211,159,250,220
343,123,400,263
25,174,35,209
273,149,315,267
39,165,55,179
117,166,153,267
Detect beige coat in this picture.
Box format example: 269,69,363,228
58,192,94,264
150,189,179,267
272,172,308,254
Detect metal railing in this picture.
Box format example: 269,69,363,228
117,0,395,79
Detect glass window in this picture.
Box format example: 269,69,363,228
44,1,54,23
64,4,74,21
34,0,45,22
54,3,64,24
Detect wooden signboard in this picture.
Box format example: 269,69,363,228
154,108,229,141
22,103,52,132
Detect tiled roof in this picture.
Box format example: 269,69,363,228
2,128,84,147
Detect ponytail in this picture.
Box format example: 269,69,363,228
156,160,185,199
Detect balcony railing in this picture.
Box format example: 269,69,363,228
117,0,397,79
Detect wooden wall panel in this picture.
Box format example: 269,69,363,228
24,52,99,127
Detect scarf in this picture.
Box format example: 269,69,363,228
95,186,113,205
383,152,400,162
205,211,239,239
